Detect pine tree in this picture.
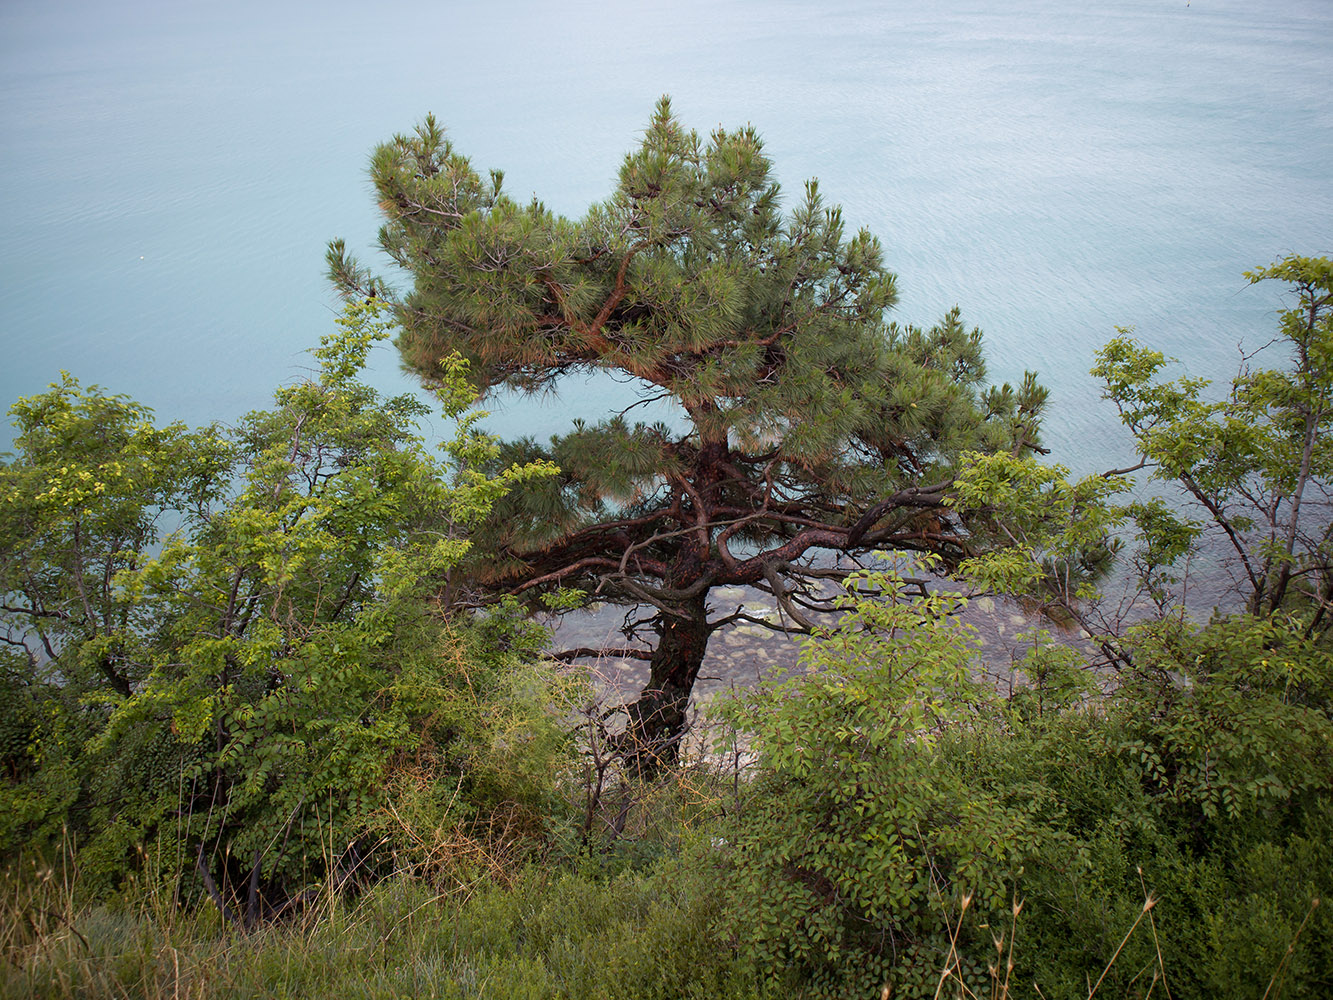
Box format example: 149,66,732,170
329,98,1047,753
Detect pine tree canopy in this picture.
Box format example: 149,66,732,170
329,97,1048,750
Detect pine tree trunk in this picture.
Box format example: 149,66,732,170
626,593,711,765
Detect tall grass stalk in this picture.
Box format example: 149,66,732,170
1261,897,1321,1000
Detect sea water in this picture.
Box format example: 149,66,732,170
2,0,1330,691
2,0,1329,470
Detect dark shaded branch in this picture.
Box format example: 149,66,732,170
327,572,361,624
759,561,818,631
514,557,644,593
0,603,72,622
707,608,814,635
245,851,262,931
549,646,654,662
844,480,952,547
196,846,242,930
726,528,845,586
1179,471,1264,609
1102,458,1149,478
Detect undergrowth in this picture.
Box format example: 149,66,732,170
1,852,754,1000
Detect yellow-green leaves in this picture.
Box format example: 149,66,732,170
951,451,1130,605
1094,255,1333,618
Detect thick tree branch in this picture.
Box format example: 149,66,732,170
549,646,654,662
844,480,952,547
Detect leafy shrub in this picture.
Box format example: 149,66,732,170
0,302,566,909
704,559,1333,998
712,565,1062,997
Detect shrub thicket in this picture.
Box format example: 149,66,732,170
2,262,1332,999
0,302,571,914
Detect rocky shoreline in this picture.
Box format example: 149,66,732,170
547,580,1060,717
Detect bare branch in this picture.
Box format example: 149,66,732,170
549,646,653,662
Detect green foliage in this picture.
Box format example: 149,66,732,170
1093,254,1333,619
714,561,1067,998
1114,612,1333,827
951,450,1130,610
330,98,1048,744
703,548,1333,997
1003,617,1333,999
1005,628,1099,721
0,370,232,867
0,301,565,903
4,138,1329,1000
928,260,1333,994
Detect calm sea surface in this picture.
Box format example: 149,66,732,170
2,0,1330,476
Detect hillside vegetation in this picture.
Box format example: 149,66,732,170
2,160,1330,996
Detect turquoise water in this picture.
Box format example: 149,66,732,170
2,0,1330,474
